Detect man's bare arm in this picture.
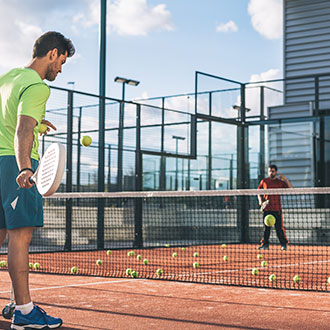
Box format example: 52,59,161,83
279,174,293,188
14,115,36,188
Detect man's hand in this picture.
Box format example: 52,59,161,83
16,170,34,189
260,200,269,212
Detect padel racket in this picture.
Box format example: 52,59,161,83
29,143,66,196
260,200,269,212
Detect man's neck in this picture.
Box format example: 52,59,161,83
25,58,46,80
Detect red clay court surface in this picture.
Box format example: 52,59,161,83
0,271,329,330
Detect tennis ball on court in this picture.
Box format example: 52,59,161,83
0,260,7,267
172,252,178,258
193,262,199,269
261,261,268,267
126,268,132,276
106,250,112,255
29,262,33,269
128,251,135,257
80,135,92,147
143,259,148,265
131,270,138,278
38,123,48,134
71,266,78,274
193,252,199,257
34,262,40,270
269,274,277,282
96,259,103,266
137,254,142,260
252,268,259,275
221,244,227,248
156,268,163,276
293,275,301,284
257,254,263,260
181,247,186,251
223,255,228,261
264,214,276,227
164,244,170,248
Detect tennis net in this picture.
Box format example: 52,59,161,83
0,188,329,291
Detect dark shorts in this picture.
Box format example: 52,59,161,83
0,156,43,230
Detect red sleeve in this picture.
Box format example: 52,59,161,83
282,181,288,188
258,180,264,189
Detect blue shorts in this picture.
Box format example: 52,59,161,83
0,156,43,230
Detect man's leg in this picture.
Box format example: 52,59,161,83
0,228,7,246
7,226,34,305
274,212,289,247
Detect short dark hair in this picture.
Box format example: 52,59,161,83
32,31,75,58
269,164,278,171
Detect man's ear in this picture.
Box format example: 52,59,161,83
48,48,58,62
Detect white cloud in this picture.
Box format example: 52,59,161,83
248,0,282,40
74,0,174,36
216,20,238,33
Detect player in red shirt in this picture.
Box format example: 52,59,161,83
257,164,292,250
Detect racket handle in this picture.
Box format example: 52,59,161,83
29,176,36,185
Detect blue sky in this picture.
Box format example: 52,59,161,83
0,0,283,101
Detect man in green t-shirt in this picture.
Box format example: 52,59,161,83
0,31,75,330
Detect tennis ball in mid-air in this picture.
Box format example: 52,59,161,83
261,261,268,267
181,247,186,251
126,268,132,276
172,252,178,258
96,259,103,266
156,268,163,276
71,266,78,274
38,123,48,134
252,268,259,275
193,262,199,268
223,255,228,261
131,270,138,278
34,262,40,270
269,274,277,282
193,252,199,257
143,259,148,265
293,275,301,284
264,214,276,227
106,250,112,255
221,244,227,248
80,135,92,147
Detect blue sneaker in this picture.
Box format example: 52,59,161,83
11,305,62,329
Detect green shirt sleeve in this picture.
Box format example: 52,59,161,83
17,83,50,124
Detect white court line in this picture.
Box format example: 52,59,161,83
0,278,142,295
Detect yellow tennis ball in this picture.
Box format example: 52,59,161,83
223,255,228,261
131,270,138,278
0,260,7,267
156,268,163,276
126,268,132,276
143,259,148,265
261,261,268,267
181,247,186,251
96,259,103,266
193,252,199,257
80,135,92,147
106,250,112,255
34,262,40,270
252,268,259,275
221,244,227,248
172,252,178,258
293,275,301,284
257,254,263,260
38,123,48,134
193,262,199,268
29,262,33,269
264,214,276,227
71,266,78,274
269,274,277,282
137,254,142,260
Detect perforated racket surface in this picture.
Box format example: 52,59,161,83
29,143,66,196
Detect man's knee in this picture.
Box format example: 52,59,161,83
8,227,34,246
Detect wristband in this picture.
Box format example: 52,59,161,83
18,168,34,175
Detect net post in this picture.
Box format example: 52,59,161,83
134,104,143,248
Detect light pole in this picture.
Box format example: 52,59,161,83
114,76,140,191
172,135,185,190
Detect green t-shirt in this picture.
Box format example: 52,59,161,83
0,68,50,160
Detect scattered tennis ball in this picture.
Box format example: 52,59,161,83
257,254,263,260
29,262,33,269
106,250,112,255
164,244,170,248
38,123,48,134
193,252,199,257
96,259,103,266
264,214,276,227
136,254,142,260
293,275,301,284
131,270,138,278
126,268,132,276
80,135,92,147
127,251,135,256
181,247,186,251
156,268,163,276
193,262,199,268
269,274,277,282
0,260,7,267
223,255,228,261
34,262,40,270
143,259,148,265
71,266,78,274
172,252,178,258
221,244,227,248
252,268,259,275
261,261,268,267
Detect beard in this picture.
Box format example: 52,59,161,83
44,64,57,81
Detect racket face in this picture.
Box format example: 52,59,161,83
35,143,66,196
